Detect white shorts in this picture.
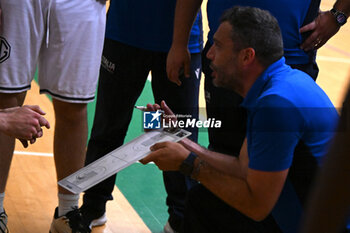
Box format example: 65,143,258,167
0,0,106,103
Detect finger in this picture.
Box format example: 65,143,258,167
38,116,50,129
33,119,42,132
26,105,46,115
299,21,316,33
161,101,175,116
153,103,161,111
170,69,182,86
167,60,183,86
140,150,163,164
301,32,319,51
20,139,28,148
30,137,36,144
139,156,152,164
146,103,156,111
179,138,198,153
150,142,169,151
35,129,43,138
179,138,191,147
314,40,327,50
24,129,35,140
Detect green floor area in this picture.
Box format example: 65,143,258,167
87,80,209,232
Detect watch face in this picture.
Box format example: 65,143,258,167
337,13,347,25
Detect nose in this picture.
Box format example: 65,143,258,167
206,45,215,60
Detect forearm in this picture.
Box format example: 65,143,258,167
172,0,203,48
192,159,266,221
334,0,350,16
195,146,247,178
181,138,247,178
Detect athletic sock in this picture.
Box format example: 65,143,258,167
58,193,79,216
0,192,4,213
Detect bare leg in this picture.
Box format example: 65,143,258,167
0,92,27,193
52,99,88,194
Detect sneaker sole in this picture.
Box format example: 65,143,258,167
89,213,107,228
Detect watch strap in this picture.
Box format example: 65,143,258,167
179,152,197,176
330,8,347,26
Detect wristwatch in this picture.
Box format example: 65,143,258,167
179,152,197,176
330,8,348,26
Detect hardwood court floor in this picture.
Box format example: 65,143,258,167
5,83,151,233
4,0,350,232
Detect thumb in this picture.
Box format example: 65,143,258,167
150,142,168,151
161,101,175,116
140,150,162,164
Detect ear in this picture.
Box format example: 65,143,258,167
240,48,255,66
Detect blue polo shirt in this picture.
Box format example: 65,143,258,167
241,58,339,232
206,0,318,64
105,0,203,53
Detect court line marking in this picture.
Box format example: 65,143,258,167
14,150,53,157
317,55,350,64
13,150,155,164
324,44,350,58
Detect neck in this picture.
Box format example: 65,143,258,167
240,64,265,97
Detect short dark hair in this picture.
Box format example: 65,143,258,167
220,6,284,67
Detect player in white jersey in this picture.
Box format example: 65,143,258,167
0,1,106,232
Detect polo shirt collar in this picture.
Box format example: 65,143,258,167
241,57,287,109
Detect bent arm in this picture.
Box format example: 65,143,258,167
194,160,288,221
180,137,249,178
300,0,350,51
142,140,288,221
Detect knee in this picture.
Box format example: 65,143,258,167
53,99,87,123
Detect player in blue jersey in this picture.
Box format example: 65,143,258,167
78,1,203,232
164,1,348,232
167,0,348,157
141,7,340,233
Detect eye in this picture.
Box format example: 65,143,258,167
213,39,221,49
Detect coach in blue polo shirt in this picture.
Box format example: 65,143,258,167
141,7,339,233
79,0,203,232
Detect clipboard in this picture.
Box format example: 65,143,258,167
58,128,191,194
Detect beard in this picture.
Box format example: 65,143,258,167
210,63,242,94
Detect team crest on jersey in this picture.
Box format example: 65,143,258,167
0,37,11,63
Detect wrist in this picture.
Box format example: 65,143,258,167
171,39,190,50
179,152,197,176
330,7,348,26
191,157,204,180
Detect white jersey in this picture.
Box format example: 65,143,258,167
0,0,106,103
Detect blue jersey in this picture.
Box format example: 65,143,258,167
207,0,319,64
105,0,203,53
241,58,339,233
